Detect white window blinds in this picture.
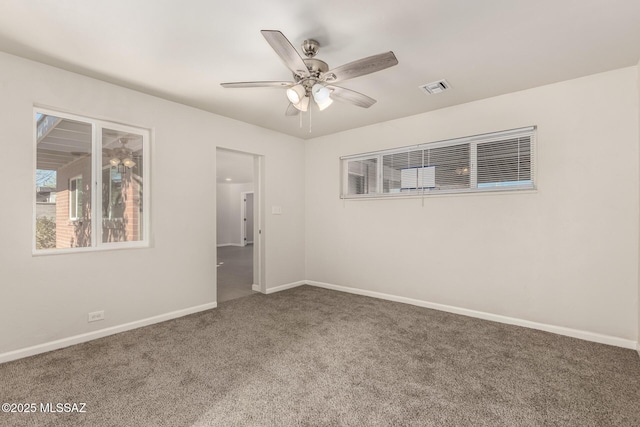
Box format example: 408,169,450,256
477,136,532,188
341,126,535,198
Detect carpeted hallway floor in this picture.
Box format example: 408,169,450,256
1,285,640,426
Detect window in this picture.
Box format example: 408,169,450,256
341,127,535,198
34,108,150,253
69,176,83,220
347,157,378,195
476,137,532,188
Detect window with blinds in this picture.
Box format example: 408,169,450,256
347,157,378,195
341,126,535,198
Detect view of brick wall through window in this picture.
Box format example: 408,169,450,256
35,113,145,251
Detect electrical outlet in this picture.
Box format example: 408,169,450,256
88,311,105,322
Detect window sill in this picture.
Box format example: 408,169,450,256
32,241,150,257
341,187,538,201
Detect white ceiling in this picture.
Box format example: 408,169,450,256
1,1,639,140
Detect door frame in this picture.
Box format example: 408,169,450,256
215,148,265,296
240,191,254,246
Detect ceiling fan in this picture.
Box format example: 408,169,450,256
221,30,398,115
105,138,137,169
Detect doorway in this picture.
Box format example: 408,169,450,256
216,148,262,303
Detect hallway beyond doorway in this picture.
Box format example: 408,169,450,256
217,245,255,302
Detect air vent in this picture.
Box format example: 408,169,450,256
419,79,451,95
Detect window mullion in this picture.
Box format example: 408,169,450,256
377,154,383,195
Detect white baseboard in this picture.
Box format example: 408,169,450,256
265,280,307,294
4,280,637,364
216,243,244,247
0,301,217,365
306,280,637,350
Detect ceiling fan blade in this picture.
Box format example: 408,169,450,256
324,51,398,84
261,30,309,77
327,85,377,108
220,81,293,88
285,103,300,116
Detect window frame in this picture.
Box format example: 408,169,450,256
340,126,536,199
33,107,151,255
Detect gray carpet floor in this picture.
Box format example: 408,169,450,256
217,245,255,302
1,285,640,426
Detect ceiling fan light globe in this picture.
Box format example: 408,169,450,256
123,158,136,168
286,88,299,104
312,83,331,103
293,96,309,112
109,157,121,167
316,96,333,111
286,85,305,104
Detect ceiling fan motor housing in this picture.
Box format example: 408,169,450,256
302,39,320,57
295,58,330,93
293,39,330,94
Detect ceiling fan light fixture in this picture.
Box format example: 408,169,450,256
109,157,121,167
286,84,305,104
293,96,309,112
222,30,399,124
316,96,333,111
311,83,331,103
123,158,136,168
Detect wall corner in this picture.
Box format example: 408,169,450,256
637,59,640,352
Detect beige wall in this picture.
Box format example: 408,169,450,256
216,183,234,246
216,182,254,246
0,52,305,357
305,66,639,342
